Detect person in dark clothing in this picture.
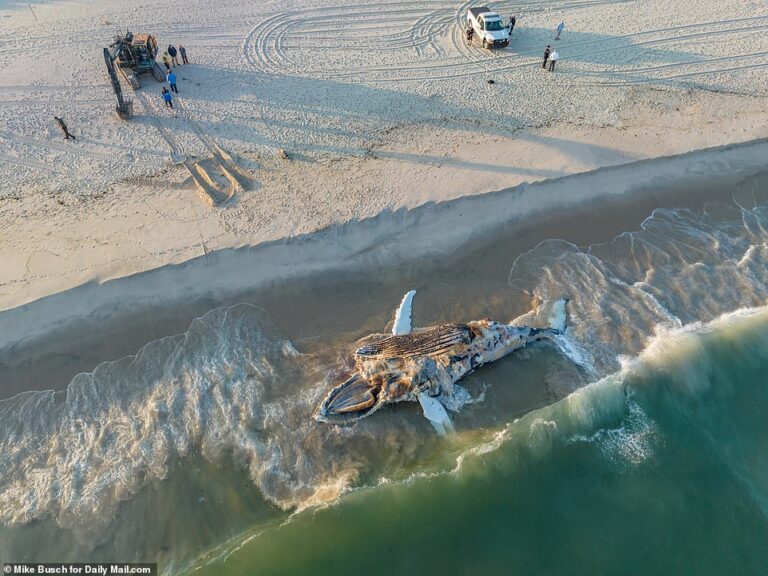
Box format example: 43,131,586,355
542,45,551,68
466,24,474,43
167,45,179,66
179,45,189,64
53,116,75,140
508,15,516,32
162,87,173,109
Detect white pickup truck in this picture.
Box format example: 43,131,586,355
467,7,509,49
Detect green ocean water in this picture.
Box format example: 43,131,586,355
195,308,768,576
3,193,768,574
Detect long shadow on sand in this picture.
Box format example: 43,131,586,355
133,53,650,182
129,13,727,170
2,141,765,396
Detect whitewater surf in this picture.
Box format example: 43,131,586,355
1,170,767,575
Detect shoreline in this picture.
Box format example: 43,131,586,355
2,0,768,315
3,0,768,570
2,137,766,397
2,93,766,312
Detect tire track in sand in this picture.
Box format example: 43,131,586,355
240,1,768,88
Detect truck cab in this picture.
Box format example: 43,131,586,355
467,7,509,49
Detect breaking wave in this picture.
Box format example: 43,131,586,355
0,306,450,540
1,175,768,572
192,305,768,576
509,193,768,372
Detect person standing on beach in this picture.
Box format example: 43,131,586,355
162,51,171,71
555,20,564,40
53,116,76,140
162,87,173,109
548,49,559,71
542,45,551,68
168,45,179,67
167,70,178,93
179,45,189,64
508,15,516,33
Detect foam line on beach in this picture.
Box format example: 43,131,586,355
1,138,766,353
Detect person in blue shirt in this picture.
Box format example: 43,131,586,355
555,20,565,40
162,87,173,109
167,70,178,93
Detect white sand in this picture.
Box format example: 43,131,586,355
3,137,766,353
1,0,767,311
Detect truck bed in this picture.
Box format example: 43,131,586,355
467,7,491,19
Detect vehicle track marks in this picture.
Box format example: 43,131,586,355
239,1,768,89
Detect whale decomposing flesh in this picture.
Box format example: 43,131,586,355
315,291,576,434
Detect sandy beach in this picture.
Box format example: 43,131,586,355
2,0,768,573
2,137,766,397
1,0,767,311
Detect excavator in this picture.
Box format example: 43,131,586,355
103,31,165,119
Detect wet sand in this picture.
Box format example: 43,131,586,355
1,139,765,399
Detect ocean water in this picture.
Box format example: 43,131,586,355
1,174,767,573
196,307,768,576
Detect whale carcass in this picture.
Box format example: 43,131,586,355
315,291,574,434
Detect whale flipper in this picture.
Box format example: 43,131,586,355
417,393,455,437
390,289,455,436
392,290,416,335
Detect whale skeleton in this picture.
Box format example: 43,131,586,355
315,290,580,435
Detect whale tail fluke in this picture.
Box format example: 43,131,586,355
551,332,593,373
544,299,596,375
548,298,568,333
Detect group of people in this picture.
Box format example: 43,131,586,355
161,78,177,108
160,44,187,109
464,15,565,73
545,21,564,71
161,44,189,70
56,18,568,138
542,45,559,71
